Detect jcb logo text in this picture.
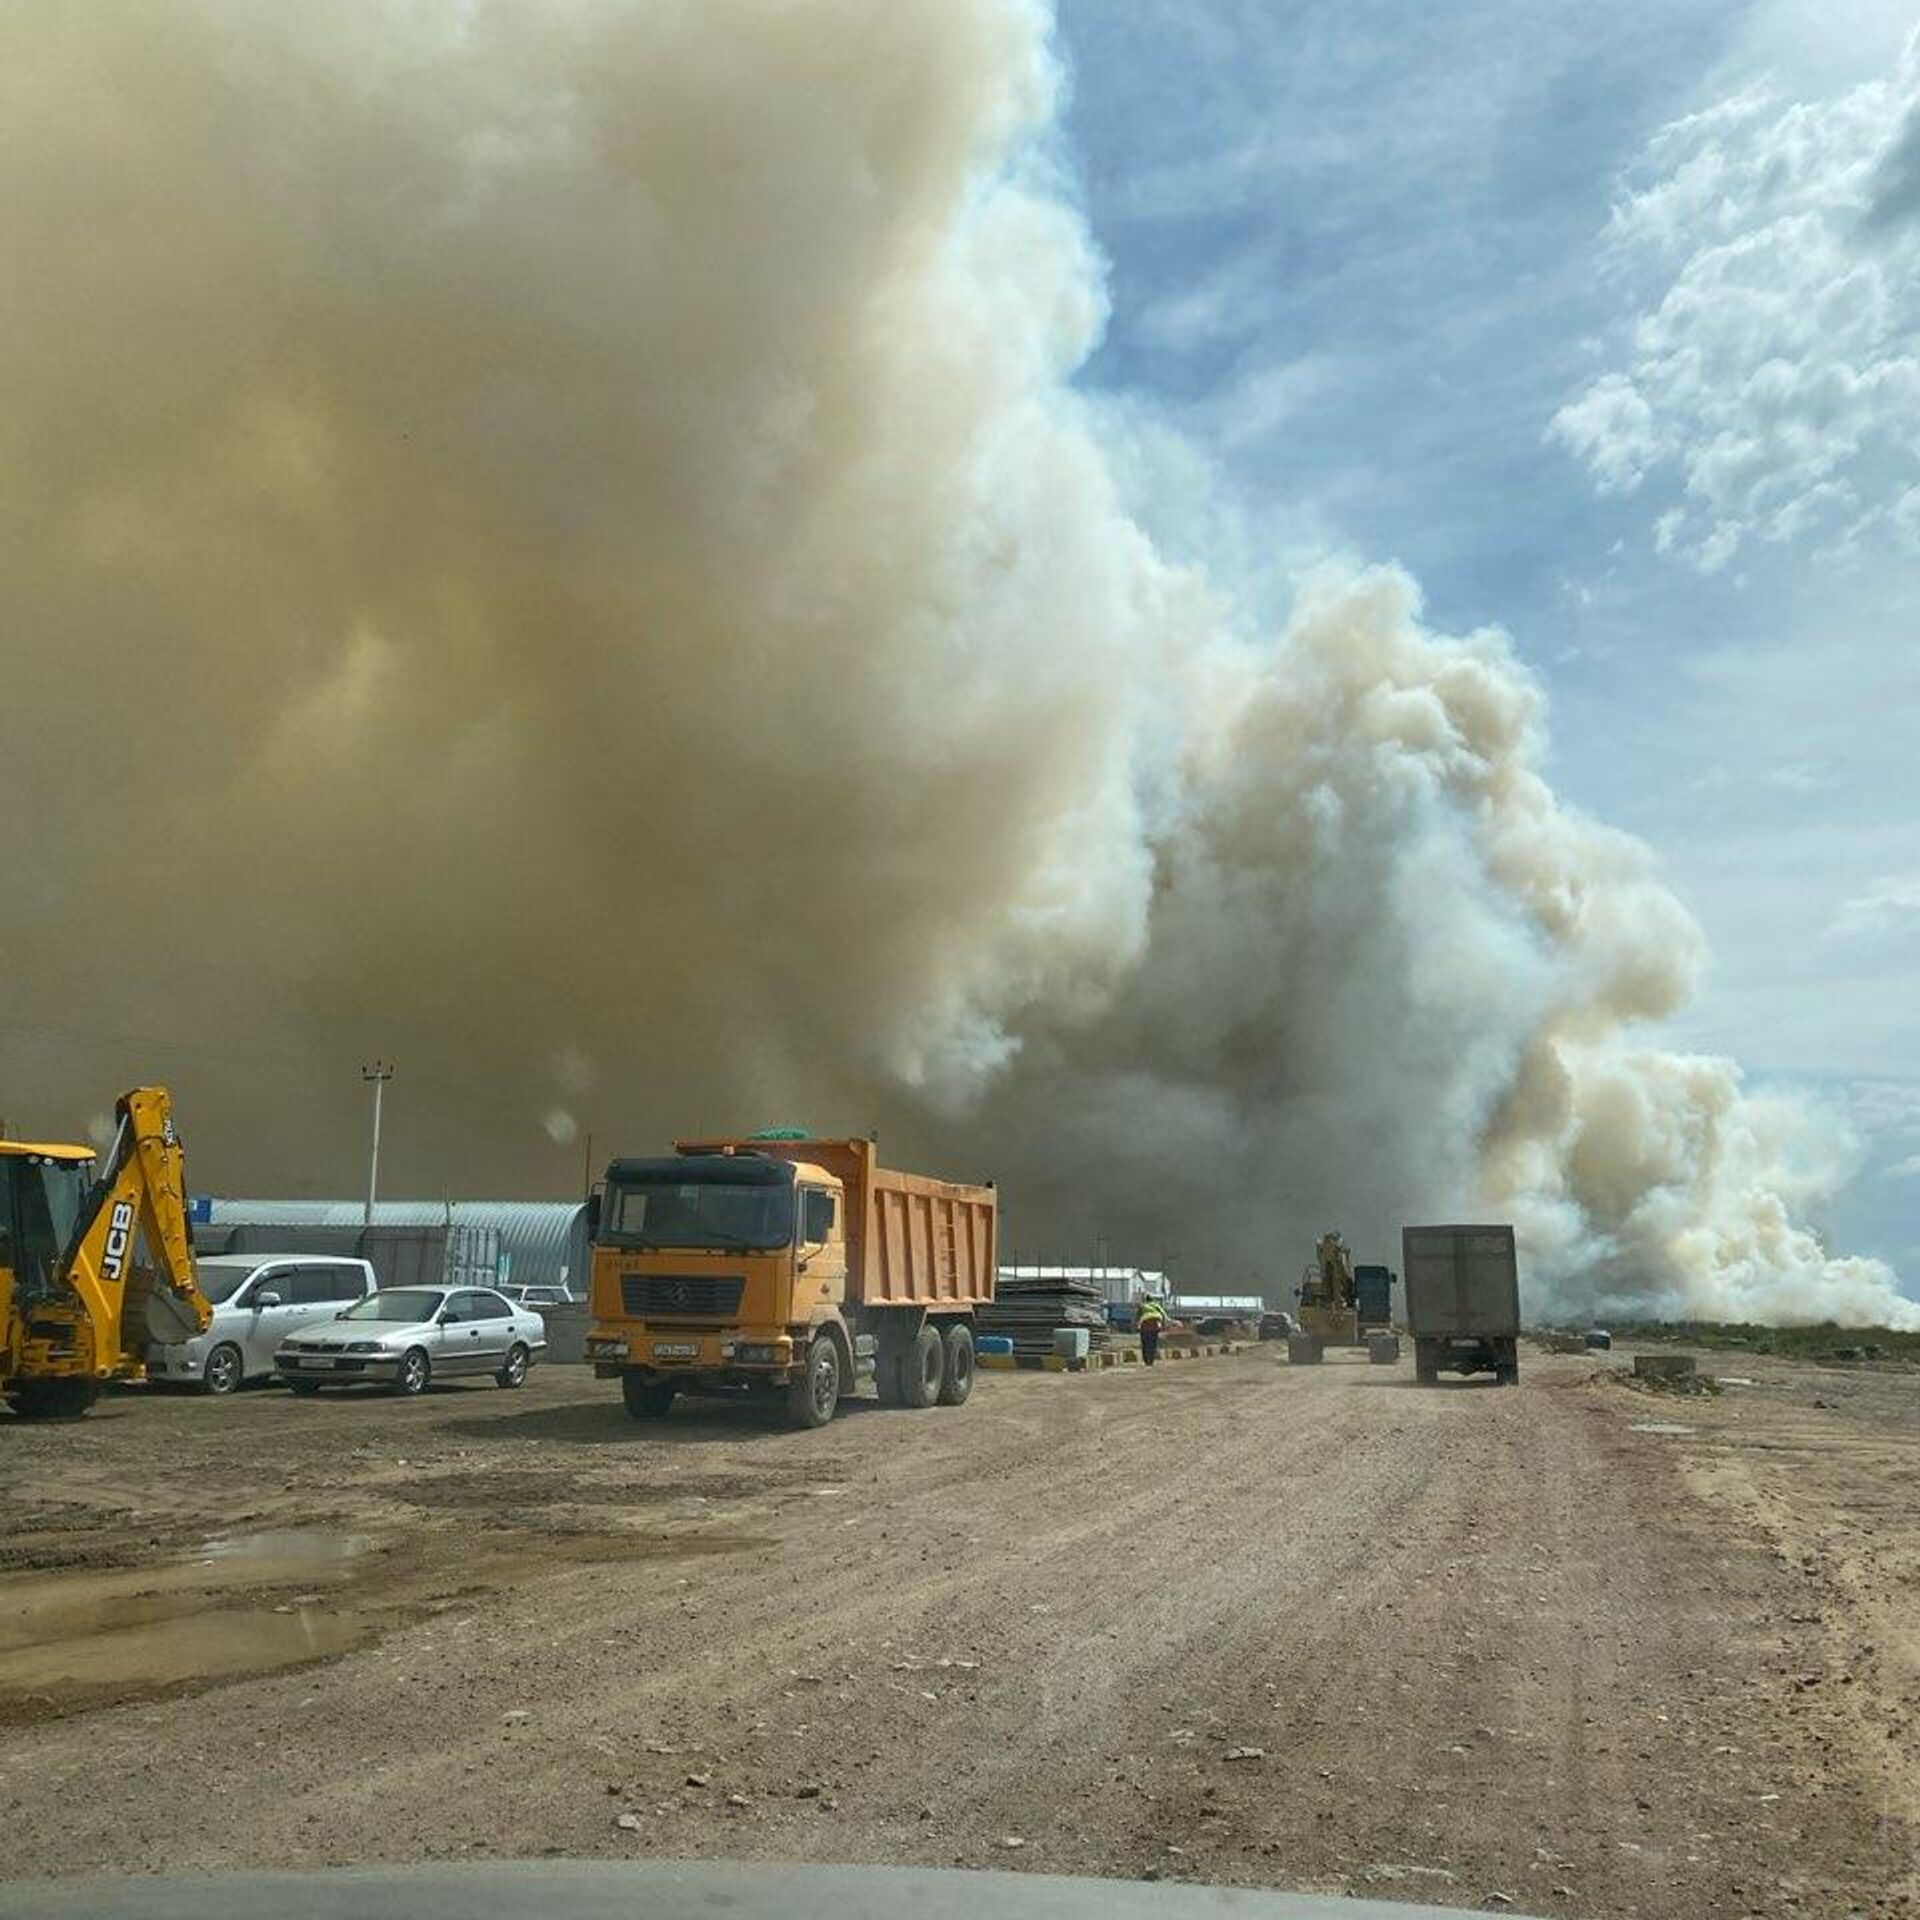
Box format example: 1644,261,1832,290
103,1200,135,1282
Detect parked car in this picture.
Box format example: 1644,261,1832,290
1257,1310,1299,1341
148,1255,377,1395
275,1285,546,1396
1585,1327,1613,1351
1196,1315,1259,1338
496,1284,572,1312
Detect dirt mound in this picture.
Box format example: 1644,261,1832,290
1600,1367,1723,1399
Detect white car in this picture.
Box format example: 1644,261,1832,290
274,1285,547,1396
148,1255,378,1395
496,1284,571,1312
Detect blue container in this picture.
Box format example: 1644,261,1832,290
977,1334,1015,1356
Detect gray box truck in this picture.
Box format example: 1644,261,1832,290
1401,1224,1520,1386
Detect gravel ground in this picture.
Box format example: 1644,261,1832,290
1,1343,1915,1915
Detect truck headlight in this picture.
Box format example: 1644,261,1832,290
732,1342,790,1364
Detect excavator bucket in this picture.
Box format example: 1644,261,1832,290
126,1265,203,1346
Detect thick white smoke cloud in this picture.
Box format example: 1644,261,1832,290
1,0,1908,1325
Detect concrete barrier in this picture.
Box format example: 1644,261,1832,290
1633,1352,1697,1382
537,1303,589,1365
979,1341,1246,1376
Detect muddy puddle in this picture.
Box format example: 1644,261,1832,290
0,1529,383,1708
0,1521,772,1721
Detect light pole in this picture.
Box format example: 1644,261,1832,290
361,1061,394,1224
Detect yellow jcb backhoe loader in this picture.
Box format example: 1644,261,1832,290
1,1086,210,1419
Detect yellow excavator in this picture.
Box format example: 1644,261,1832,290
1287,1230,1399,1366
1,1086,210,1419
1288,1231,1357,1365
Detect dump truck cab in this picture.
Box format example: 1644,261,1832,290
1353,1263,1395,1331
589,1146,844,1383
588,1134,995,1430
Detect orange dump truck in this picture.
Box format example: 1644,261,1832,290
586,1135,996,1429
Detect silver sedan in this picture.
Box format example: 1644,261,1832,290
274,1285,546,1396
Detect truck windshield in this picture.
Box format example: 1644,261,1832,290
601,1179,793,1252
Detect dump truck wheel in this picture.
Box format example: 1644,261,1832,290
622,1374,676,1420
899,1324,944,1409
937,1323,975,1406
390,1348,431,1397
202,1342,245,1396
5,1377,100,1420
788,1337,841,1429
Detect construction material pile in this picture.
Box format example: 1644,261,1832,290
978,1276,1116,1360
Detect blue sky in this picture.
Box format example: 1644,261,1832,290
1053,0,1920,1288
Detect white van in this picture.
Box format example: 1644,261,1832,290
148,1255,378,1395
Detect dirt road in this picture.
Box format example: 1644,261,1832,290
2,1346,1915,1915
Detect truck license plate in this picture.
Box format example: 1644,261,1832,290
652,1343,698,1359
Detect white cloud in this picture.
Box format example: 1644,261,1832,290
1210,356,1334,450
1550,372,1666,493
1827,871,1920,940
1887,1152,1920,1177
1763,759,1839,795
1892,482,1920,548
1849,1077,1920,1139
1551,35,1920,569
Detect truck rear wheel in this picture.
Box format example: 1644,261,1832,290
622,1373,677,1420
899,1324,944,1408
937,1323,974,1406
787,1337,841,1429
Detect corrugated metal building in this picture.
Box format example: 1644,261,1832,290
191,1198,593,1297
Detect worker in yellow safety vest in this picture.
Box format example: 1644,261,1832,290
1136,1296,1167,1367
